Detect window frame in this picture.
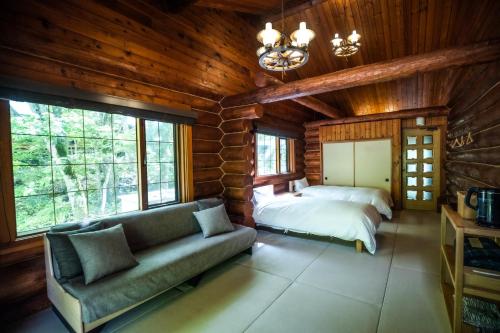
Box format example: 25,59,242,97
2,99,182,240
255,133,292,177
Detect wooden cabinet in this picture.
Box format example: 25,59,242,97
440,205,500,333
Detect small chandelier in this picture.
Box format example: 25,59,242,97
331,30,361,57
256,1,315,72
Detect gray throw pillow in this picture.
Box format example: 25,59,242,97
46,223,103,282
197,197,224,211
193,204,234,238
69,224,138,285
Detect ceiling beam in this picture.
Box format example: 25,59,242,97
304,106,449,128
254,72,343,118
221,40,500,108
194,0,270,14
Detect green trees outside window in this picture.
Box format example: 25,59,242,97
9,101,177,236
145,120,177,206
256,133,290,176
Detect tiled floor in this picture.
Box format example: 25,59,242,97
7,210,451,333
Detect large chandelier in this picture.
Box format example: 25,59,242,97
331,30,361,57
256,1,315,72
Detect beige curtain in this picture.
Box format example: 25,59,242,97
178,124,194,203
289,139,296,173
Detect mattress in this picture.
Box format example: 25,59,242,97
253,196,381,254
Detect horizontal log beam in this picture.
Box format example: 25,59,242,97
254,72,342,118
221,104,264,120
221,40,500,108
304,106,449,128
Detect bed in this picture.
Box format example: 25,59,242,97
252,187,382,254
295,179,393,219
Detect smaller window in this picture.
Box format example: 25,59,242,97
256,133,292,176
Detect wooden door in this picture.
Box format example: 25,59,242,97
354,139,392,192
322,142,354,186
402,129,441,210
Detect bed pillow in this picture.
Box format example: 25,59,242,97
193,204,234,238
253,185,275,206
69,224,138,285
294,177,309,192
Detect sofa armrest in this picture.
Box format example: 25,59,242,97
44,235,84,333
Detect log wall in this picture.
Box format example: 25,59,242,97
445,62,500,205
0,0,262,323
304,116,447,209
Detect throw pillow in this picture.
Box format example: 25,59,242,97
69,224,138,285
192,204,234,238
46,222,103,282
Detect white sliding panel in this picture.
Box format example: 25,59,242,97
322,142,354,186
354,139,392,192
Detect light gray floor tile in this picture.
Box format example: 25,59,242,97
297,241,392,306
236,234,328,279
391,232,441,275
245,282,380,333
113,264,291,333
377,267,451,333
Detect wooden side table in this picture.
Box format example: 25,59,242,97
440,205,500,333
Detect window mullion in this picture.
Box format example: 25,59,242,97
137,119,148,210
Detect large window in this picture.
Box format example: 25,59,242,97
9,101,179,236
256,133,292,176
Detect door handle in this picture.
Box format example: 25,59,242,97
385,178,389,182
325,177,328,180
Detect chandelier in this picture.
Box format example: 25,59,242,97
331,30,361,57
256,1,315,72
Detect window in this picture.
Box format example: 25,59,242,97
145,120,177,206
9,101,179,236
256,133,292,176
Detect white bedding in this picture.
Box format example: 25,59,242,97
253,196,381,254
300,185,394,219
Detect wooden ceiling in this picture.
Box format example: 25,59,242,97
194,0,500,116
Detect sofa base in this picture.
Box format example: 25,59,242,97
244,246,253,255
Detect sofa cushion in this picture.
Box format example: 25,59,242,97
62,224,257,323
69,224,139,285
98,202,200,251
193,204,234,238
46,222,103,282
197,197,224,210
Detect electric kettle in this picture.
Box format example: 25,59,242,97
464,187,500,228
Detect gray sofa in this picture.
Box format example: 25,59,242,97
44,200,257,333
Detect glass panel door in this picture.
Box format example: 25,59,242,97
402,128,440,210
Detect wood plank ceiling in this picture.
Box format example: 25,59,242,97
195,0,500,116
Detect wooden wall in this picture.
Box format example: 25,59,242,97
446,62,500,204
219,101,314,227
0,0,266,323
253,101,314,192
304,116,447,209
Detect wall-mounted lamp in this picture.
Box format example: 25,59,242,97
416,117,425,126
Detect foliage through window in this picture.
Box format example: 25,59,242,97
145,120,177,206
9,101,178,236
256,133,291,176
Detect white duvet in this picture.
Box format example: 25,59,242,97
253,196,381,254
300,185,394,219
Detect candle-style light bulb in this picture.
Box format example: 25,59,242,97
262,22,278,46
332,33,342,47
